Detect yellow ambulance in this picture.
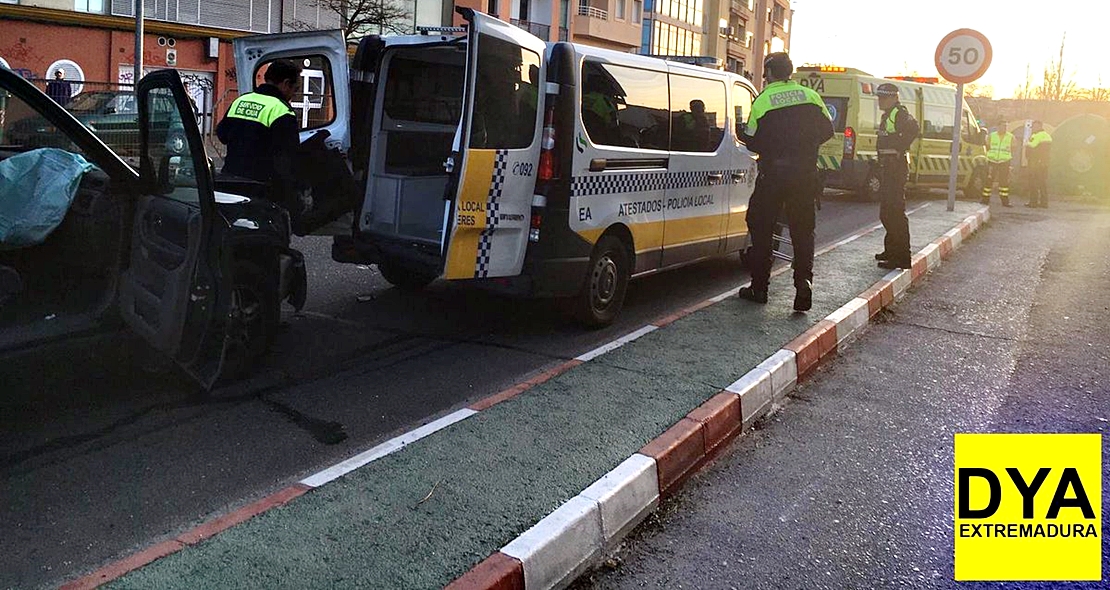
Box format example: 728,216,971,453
793,66,989,199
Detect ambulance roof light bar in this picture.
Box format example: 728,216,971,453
886,75,941,84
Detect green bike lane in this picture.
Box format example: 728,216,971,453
99,202,983,589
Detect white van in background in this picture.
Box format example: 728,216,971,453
233,10,759,326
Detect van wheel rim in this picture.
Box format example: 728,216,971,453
591,255,618,308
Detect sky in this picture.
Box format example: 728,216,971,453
788,0,1107,98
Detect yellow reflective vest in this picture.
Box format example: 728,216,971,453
987,130,1014,163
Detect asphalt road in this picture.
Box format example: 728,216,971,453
3,195,902,588
571,200,1110,589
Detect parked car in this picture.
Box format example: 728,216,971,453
7,89,187,158
0,67,306,388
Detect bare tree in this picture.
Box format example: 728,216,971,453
291,0,412,42
1081,76,1110,101
1037,33,1080,101
963,82,994,99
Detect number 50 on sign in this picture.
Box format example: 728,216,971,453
934,28,992,84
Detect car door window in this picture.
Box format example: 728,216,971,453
0,88,89,157
144,86,198,204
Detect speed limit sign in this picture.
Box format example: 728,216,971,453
935,29,992,83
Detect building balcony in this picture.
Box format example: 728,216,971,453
511,18,552,39
730,0,751,15
570,3,641,49
577,4,609,19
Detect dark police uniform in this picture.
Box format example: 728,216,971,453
741,75,833,310
875,85,918,268
217,84,300,211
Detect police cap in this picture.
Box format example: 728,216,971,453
876,83,900,97
763,52,793,81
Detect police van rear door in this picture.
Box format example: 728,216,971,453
441,9,546,280
232,30,350,152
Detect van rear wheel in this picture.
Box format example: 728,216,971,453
377,261,436,290
575,235,630,328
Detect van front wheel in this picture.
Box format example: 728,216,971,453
378,261,436,290
575,235,630,328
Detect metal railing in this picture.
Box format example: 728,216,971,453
510,18,552,39
578,5,609,19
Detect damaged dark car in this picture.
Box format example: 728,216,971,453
0,67,306,388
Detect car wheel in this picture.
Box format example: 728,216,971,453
378,261,436,290
166,130,187,155
575,235,631,328
221,260,279,381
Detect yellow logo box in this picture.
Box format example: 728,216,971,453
954,433,1102,581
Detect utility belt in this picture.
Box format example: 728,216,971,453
877,150,909,167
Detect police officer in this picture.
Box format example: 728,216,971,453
982,119,1015,207
1024,120,1052,208
874,82,918,270
217,60,303,217
738,52,833,312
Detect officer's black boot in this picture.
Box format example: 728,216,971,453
738,286,768,304
793,281,812,312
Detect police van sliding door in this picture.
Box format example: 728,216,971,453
442,10,546,280
661,70,731,266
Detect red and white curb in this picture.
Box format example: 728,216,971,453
63,204,982,590
446,206,989,590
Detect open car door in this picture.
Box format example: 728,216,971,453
233,30,351,152
119,69,229,388
442,10,546,279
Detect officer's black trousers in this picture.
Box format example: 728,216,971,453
745,168,818,293
878,155,911,265
1029,164,1049,207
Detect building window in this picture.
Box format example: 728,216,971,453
633,0,642,23
616,0,626,19
771,2,784,25
488,0,499,16
75,0,104,13
45,59,85,99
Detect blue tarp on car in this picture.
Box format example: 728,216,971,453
0,148,96,248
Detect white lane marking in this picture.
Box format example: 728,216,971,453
299,409,477,488
575,325,659,362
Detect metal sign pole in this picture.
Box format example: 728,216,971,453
947,82,963,212
134,0,144,88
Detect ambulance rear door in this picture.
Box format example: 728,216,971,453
232,30,351,152
441,9,546,279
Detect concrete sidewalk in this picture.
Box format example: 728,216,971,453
70,202,988,590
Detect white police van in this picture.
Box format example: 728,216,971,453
234,9,759,326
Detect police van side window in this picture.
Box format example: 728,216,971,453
922,105,955,139
669,74,726,152
254,55,336,131
469,34,541,149
732,82,753,141
580,61,669,151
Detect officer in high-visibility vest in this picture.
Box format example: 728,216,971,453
1024,120,1053,208
874,82,918,270
217,60,302,213
982,119,1015,207
738,52,833,312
